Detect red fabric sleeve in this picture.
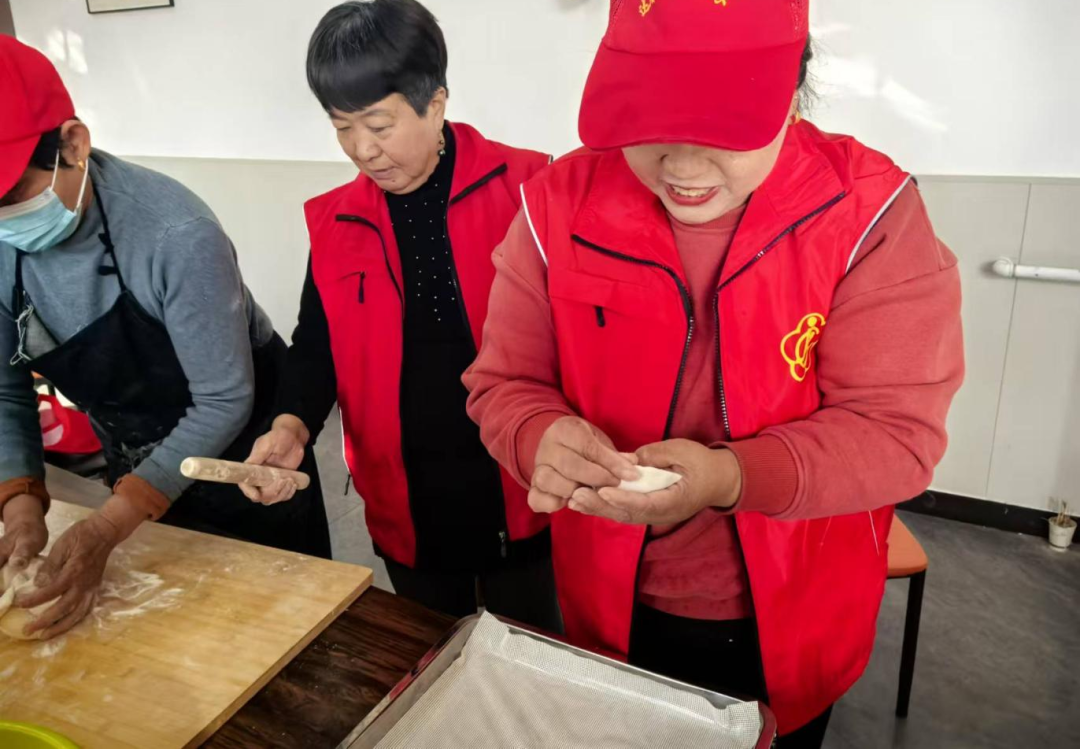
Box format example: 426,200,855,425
733,183,965,519
723,436,798,515
463,211,577,488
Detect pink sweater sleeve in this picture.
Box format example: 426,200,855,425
463,211,577,488
730,183,965,519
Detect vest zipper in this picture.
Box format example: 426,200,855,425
711,191,848,698
443,163,508,355
571,235,693,654
594,306,606,328
712,296,729,438
445,162,513,559
712,191,846,439
570,236,694,439
443,209,473,351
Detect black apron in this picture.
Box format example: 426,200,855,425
10,196,330,558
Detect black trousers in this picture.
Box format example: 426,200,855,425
384,551,563,634
157,334,332,559
628,604,832,749
160,444,331,559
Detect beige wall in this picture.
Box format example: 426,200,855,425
1,0,15,36
125,156,1080,512
125,156,356,341
917,176,1080,512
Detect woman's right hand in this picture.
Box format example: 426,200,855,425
0,494,48,571
529,416,640,514
17,493,144,640
242,414,310,505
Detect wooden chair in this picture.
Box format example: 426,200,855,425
887,516,928,718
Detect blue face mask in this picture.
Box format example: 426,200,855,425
0,153,90,253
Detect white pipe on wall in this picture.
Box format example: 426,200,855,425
991,258,1080,284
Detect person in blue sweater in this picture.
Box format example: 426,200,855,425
0,38,330,640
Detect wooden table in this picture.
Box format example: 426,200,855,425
41,465,456,748
205,587,454,748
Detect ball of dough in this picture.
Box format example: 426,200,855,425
0,607,40,640
0,556,41,589
0,557,53,640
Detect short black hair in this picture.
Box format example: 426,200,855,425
29,127,73,171
306,0,448,117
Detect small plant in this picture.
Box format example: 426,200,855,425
1048,498,1077,550
1051,499,1075,527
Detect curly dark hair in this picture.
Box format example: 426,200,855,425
797,35,817,112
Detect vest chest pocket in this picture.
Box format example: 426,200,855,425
316,217,403,312
547,266,689,436
549,268,678,328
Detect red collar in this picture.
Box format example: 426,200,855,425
571,123,848,281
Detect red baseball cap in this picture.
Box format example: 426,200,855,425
0,36,75,198
579,0,809,152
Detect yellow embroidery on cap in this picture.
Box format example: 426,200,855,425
641,0,734,17
781,313,826,382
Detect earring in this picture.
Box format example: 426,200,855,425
77,159,86,170
792,110,802,125
438,134,447,157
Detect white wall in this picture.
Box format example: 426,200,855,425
12,0,1080,177
808,0,1080,178
10,0,607,163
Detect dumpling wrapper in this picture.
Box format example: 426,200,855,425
617,466,683,494
0,557,55,640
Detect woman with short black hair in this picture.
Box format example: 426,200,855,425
246,0,560,630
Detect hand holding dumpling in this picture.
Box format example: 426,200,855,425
568,439,742,526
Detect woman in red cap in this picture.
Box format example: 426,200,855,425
0,37,330,639
466,0,963,745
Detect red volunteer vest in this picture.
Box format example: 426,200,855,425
521,122,910,733
305,122,550,568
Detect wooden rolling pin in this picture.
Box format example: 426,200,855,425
180,457,311,490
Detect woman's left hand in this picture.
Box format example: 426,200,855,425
568,440,742,526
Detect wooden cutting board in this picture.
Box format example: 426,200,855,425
0,499,372,748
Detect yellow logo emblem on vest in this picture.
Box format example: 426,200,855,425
781,313,826,382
